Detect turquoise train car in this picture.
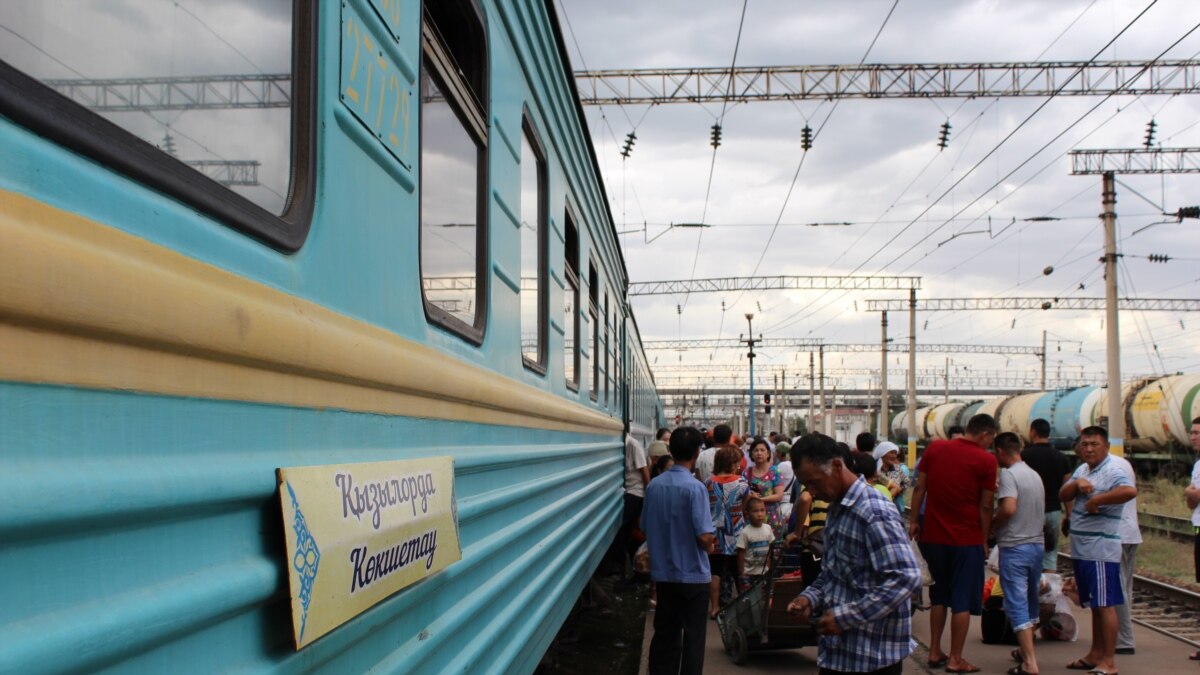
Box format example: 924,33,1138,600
0,0,659,671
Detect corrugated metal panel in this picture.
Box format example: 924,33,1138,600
0,384,622,673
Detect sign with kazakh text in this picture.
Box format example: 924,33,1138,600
277,457,461,649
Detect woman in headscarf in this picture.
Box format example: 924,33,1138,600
873,441,911,510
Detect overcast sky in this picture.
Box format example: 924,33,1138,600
558,0,1200,393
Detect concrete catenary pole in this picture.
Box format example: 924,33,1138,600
819,345,828,435
1041,329,1048,391
907,288,918,469
808,352,815,434
1102,172,1124,456
880,311,889,439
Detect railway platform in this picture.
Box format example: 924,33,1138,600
637,597,1198,674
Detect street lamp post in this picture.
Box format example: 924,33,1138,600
744,313,757,437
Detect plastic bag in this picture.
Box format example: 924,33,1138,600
986,546,1000,573
633,542,650,575
1037,573,1078,641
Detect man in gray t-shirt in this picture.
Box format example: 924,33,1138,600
991,432,1046,675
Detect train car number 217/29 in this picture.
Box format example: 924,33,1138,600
341,6,414,171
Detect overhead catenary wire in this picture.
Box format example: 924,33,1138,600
763,4,1166,337
682,0,750,313
717,0,900,318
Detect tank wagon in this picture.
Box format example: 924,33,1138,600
0,0,660,671
889,376,1200,466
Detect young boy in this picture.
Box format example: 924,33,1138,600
737,497,774,586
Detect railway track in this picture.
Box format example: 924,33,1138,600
1137,510,1195,543
1057,552,1200,648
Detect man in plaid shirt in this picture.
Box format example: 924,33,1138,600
788,434,921,675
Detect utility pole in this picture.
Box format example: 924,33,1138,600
819,346,828,435
773,373,779,434
1102,172,1123,454
1067,146,1200,455
1041,330,1048,391
944,356,950,404
780,370,787,434
831,381,838,440
744,313,758,437
880,311,889,439
907,288,918,469
808,352,815,434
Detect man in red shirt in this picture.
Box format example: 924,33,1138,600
908,413,998,674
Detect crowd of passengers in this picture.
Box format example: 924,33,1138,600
610,414,1200,675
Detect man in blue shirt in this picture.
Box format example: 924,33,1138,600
642,426,715,675
1060,426,1136,675
788,433,921,675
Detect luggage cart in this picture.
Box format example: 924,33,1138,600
716,544,819,664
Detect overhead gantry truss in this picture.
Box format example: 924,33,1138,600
44,59,1200,113
43,74,292,112
651,365,1102,381
184,160,260,186
864,297,1200,312
574,60,1200,105
1069,147,1200,175
643,339,1042,355
628,275,920,296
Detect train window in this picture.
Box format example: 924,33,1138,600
564,214,580,391
520,118,546,372
420,0,488,342
589,261,599,402
0,1,315,251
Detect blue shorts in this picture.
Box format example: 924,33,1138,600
923,543,984,615
998,543,1043,631
1073,559,1123,608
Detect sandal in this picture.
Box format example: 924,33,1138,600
927,657,948,668
1190,651,1200,661
1007,667,1038,675
946,665,981,674
1066,659,1097,671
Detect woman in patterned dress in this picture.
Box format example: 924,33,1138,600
742,437,786,537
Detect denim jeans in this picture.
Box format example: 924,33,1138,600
999,543,1043,632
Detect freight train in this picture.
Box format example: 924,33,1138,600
0,0,661,672
891,375,1200,467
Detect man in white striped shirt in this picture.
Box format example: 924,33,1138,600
1059,426,1137,675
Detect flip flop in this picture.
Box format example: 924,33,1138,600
1190,651,1200,661
1085,670,1116,675
927,657,948,668
1007,667,1039,675
946,666,981,674
1066,659,1097,671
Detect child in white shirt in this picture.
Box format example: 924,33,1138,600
737,497,774,586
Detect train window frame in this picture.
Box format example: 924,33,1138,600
418,0,490,345
520,112,547,374
564,211,580,392
0,1,317,252
603,292,610,408
588,259,599,403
